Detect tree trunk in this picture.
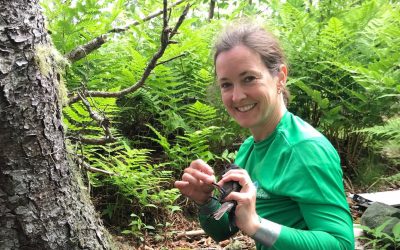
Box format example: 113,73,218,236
0,1,113,249
208,0,216,21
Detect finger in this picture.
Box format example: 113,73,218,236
190,159,215,175
174,180,193,197
174,180,189,190
224,190,253,203
219,172,251,188
181,172,200,185
222,168,247,177
185,168,215,184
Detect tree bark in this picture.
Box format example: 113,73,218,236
0,1,113,249
208,0,216,21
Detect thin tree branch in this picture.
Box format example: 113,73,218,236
75,156,117,176
78,92,105,124
64,35,107,62
71,136,117,145
175,229,206,239
77,92,115,142
65,0,186,62
67,3,190,105
169,3,190,40
156,52,187,66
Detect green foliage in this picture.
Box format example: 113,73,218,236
267,0,400,170
358,219,400,249
63,96,119,142
41,0,124,53
86,141,181,241
146,123,234,172
186,100,217,130
354,156,387,190
358,117,400,165
42,0,400,242
382,172,400,188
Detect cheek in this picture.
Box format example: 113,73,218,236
221,92,231,107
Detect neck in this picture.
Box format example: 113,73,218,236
251,105,287,142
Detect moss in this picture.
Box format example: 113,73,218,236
35,44,54,77
34,44,70,106
58,74,69,107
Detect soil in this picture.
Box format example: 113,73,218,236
113,212,256,250
112,179,400,249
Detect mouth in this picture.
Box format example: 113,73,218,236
235,103,256,112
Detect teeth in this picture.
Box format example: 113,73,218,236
237,104,255,112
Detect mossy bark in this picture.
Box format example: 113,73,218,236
0,1,113,249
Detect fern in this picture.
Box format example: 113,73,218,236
84,140,180,237
358,117,400,163
185,100,217,130
319,17,347,59
63,96,120,141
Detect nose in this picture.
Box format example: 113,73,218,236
232,85,246,102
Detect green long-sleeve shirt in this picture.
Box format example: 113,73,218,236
199,111,354,249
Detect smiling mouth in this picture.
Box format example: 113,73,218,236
236,103,256,112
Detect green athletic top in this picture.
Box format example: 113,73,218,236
199,111,354,250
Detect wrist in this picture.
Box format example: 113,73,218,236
193,188,215,205
244,214,262,236
250,218,282,248
197,197,219,215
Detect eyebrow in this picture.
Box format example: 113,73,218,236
218,70,262,82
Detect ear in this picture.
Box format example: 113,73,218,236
277,64,288,89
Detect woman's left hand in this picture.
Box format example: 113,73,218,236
217,168,260,236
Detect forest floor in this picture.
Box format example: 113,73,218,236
113,202,362,250
111,179,400,250
113,211,256,250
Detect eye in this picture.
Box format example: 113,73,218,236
243,75,256,83
220,82,232,89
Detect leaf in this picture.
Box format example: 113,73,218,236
393,222,400,239
375,219,393,236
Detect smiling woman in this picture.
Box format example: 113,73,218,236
174,20,354,250
215,45,286,141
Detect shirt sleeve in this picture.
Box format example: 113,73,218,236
198,198,239,242
267,139,354,250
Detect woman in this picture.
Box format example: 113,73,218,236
174,22,354,250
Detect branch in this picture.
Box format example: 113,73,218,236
175,229,206,239
67,2,191,105
65,0,187,63
77,92,115,142
75,156,117,175
71,136,117,145
156,52,187,66
78,92,106,124
65,35,107,62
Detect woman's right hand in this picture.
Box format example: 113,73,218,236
174,159,216,205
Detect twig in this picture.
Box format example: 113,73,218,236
344,174,355,194
65,0,186,63
156,52,187,66
67,2,190,105
175,229,205,239
75,136,117,145
77,92,116,143
78,92,106,124
75,156,116,176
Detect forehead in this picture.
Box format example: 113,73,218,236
215,45,264,77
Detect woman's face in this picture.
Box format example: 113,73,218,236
215,45,285,138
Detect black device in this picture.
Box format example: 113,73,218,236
211,164,242,231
